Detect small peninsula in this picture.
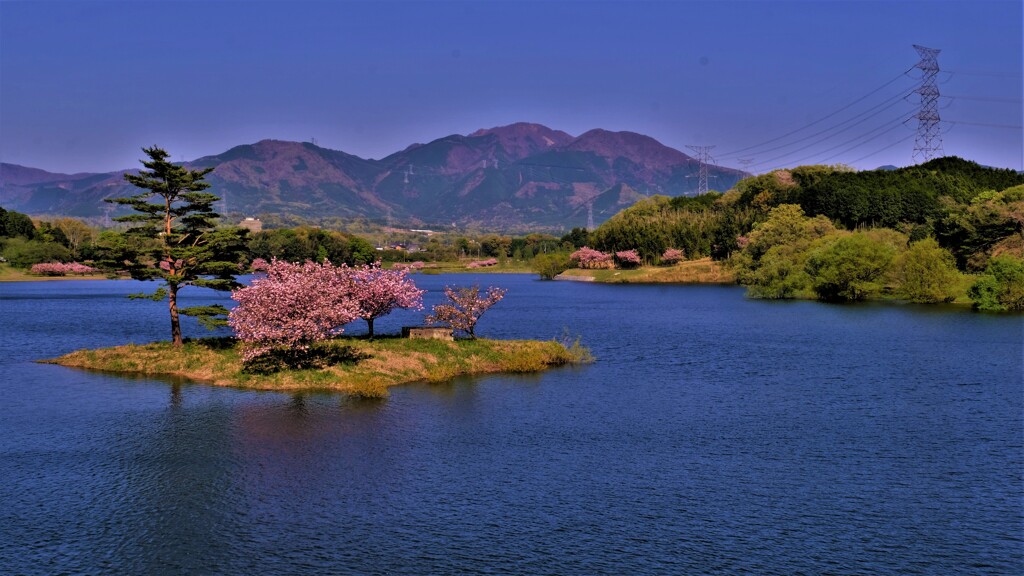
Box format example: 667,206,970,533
45,337,591,398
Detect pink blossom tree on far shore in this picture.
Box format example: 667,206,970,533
426,285,507,339
661,248,685,265
229,259,360,361
466,258,499,269
615,249,642,268
570,247,613,269
393,261,425,271
30,262,98,276
350,263,425,337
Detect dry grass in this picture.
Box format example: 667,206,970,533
42,336,590,398
558,257,735,284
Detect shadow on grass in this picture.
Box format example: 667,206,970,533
242,343,370,375
184,336,238,350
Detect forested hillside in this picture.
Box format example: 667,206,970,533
575,157,1024,309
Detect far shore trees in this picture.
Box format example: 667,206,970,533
109,146,248,346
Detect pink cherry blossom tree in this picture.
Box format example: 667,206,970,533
661,248,685,265
349,263,425,338
229,258,361,361
426,285,507,339
570,246,613,269
615,249,642,268
30,262,98,276
466,258,499,268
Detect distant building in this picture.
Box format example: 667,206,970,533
239,217,263,234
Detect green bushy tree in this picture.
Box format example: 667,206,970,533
531,252,571,280
731,204,837,299
0,207,37,239
1,237,71,268
891,237,962,303
968,255,1024,311
805,232,897,302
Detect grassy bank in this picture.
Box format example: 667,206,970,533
411,260,534,274
44,336,592,397
0,264,109,282
557,257,736,284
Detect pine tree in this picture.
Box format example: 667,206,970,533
109,146,247,346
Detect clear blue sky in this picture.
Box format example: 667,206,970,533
1,0,1020,174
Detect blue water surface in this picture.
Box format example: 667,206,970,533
0,275,1021,575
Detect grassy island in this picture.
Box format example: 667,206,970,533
44,337,591,398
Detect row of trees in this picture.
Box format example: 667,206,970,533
230,258,508,365
729,203,1020,308
229,259,425,360
0,207,98,267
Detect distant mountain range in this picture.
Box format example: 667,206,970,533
0,123,748,230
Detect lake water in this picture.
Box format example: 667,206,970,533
1,274,1021,575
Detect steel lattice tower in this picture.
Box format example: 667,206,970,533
686,145,716,194
912,45,943,162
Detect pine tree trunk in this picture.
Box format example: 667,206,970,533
169,282,183,346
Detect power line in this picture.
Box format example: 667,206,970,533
946,94,1023,104
846,133,917,166
734,90,913,167
946,120,1023,130
947,69,1023,79
753,112,914,171
718,69,913,158
817,116,916,164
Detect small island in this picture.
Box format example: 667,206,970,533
45,336,590,398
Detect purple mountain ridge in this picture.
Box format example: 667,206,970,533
0,123,748,230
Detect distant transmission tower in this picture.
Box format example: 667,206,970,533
686,145,716,194
586,201,595,231
912,44,943,162
737,158,755,174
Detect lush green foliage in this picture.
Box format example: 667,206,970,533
934,185,1024,270
247,226,375,266
108,146,248,344
891,238,962,303
0,207,36,239
583,156,1021,309
968,255,1024,311
0,207,100,268
805,232,898,302
590,194,757,262
739,158,1024,229
1,237,72,268
531,252,572,280
730,204,837,299
728,205,959,303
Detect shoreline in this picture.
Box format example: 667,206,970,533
43,336,592,398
